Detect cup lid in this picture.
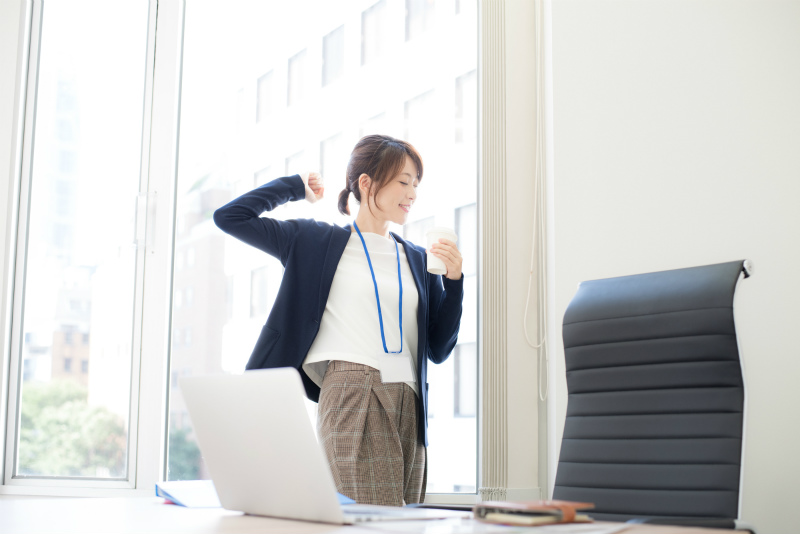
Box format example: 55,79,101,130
426,226,457,237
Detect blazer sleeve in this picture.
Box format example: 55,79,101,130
213,175,306,263
426,274,464,364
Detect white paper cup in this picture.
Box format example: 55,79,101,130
425,227,458,276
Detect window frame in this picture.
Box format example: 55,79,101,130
0,0,534,503
0,0,183,496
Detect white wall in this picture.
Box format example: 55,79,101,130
547,1,800,533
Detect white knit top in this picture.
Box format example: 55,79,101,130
303,231,420,395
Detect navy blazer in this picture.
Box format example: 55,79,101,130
213,175,464,446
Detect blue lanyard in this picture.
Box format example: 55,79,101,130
353,221,403,354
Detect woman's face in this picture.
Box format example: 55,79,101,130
371,156,419,226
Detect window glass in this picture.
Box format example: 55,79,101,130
322,26,345,86
254,167,272,187
256,71,273,123
169,0,478,493
406,0,436,41
13,0,149,479
362,0,388,65
287,49,307,106
320,133,346,183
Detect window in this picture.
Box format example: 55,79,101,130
285,151,307,177
0,0,480,496
403,216,435,245
254,167,272,187
256,71,273,123
287,49,307,106
455,70,477,145
5,0,149,483
404,90,436,153
320,133,345,182
359,112,388,138
235,88,247,133
185,287,194,307
455,0,477,16
456,203,477,277
406,0,435,41
322,26,345,86
454,342,477,417
361,0,388,65
164,0,478,494
250,267,270,318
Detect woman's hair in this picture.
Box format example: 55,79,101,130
337,134,423,216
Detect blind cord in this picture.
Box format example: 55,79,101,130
523,0,549,402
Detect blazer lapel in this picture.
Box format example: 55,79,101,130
393,233,427,301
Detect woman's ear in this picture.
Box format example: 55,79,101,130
358,173,372,196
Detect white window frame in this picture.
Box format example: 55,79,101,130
1,0,544,503
0,0,184,496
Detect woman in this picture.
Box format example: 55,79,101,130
213,134,463,507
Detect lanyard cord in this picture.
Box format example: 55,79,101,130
353,222,403,354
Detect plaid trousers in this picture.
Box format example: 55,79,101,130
318,360,427,507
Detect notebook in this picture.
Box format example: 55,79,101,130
180,367,470,524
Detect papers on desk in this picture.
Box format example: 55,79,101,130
155,479,356,508
156,480,221,508
359,519,629,533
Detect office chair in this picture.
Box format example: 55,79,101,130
552,260,753,531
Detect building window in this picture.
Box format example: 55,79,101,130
254,166,272,187
250,266,270,317
164,0,479,495
64,358,73,373
174,288,183,309
455,203,477,277
285,151,306,177
287,49,307,106
81,360,89,373
455,0,477,16
404,90,436,151
403,216,435,246
185,286,194,308
322,25,345,86
454,342,477,417
235,87,246,133
256,71,273,123
226,275,235,321
455,70,477,145
361,0,388,65
320,133,345,182
406,0,435,42
359,112,388,138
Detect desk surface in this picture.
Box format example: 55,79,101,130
0,496,733,534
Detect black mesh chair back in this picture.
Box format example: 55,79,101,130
553,260,750,523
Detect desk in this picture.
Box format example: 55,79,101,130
0,496,733,534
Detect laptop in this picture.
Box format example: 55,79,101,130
180,367,471,524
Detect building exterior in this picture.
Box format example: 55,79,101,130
170,0,479,492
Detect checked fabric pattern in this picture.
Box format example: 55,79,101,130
318,360,426,506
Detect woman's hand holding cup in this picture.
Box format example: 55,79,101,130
426,227,462,281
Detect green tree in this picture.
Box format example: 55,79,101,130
167,424,202,480
18,380,126,477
